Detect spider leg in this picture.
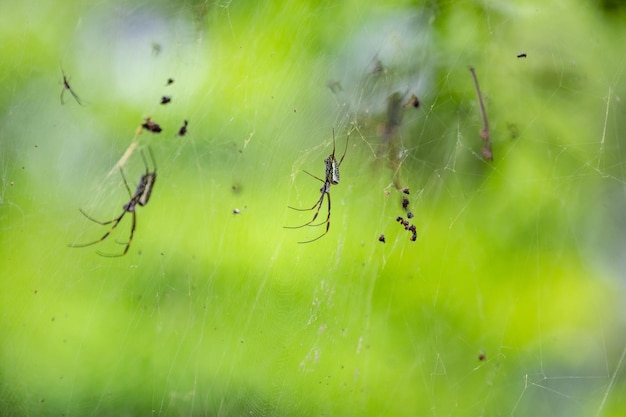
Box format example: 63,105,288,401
286,170,325,212
60,73,84,106
60,70,69,105
284,191,325,228
69,167,135,250
97,210,136,257
337,130,349,166
301,170,324,183
297,191,331,244
143,146,157,172
67,86,83,106
287,193,323,212
69,208,128,248
119,167,133,198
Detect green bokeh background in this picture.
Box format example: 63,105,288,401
1,0,626,416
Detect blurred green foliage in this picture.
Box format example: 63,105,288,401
1,0,625,416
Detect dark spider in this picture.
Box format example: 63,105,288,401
285,129,349,243
69,148,157,257
60,68,83,106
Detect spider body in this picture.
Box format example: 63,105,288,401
285,129,349,243
326,155,340,185
124,169,156,211
70,148,157,257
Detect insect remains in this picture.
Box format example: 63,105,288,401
285,129,349,243
142,117,162,133
403,94,420,109
396,215,417,242
69,148,157,257
60,68,83,106
178,120,188,136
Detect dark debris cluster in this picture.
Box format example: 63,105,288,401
379,187,418,244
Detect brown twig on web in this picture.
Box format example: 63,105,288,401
469,66,493,161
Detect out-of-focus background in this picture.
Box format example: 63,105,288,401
1,0,626,415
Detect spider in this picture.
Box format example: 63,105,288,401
60,68,83,106
285,129,349,243
69,148,157,257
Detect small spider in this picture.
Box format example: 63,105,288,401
285,129,349,243
60,68,83,106
69,148,157,257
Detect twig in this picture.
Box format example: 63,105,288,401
469,66,492,161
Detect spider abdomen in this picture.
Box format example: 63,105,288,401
138,174,156,206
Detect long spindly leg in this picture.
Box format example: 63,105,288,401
302,170,324,183
97,210,136,257
68,167,134,250
328,128,350,166
143,146,157,172
66,85,83,106
69,209,128,248
337,130,350,166
284,191,326,229
119,167,133,198
297,191,331,244
285,170,326,220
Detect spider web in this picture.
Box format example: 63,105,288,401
1,0,625,416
